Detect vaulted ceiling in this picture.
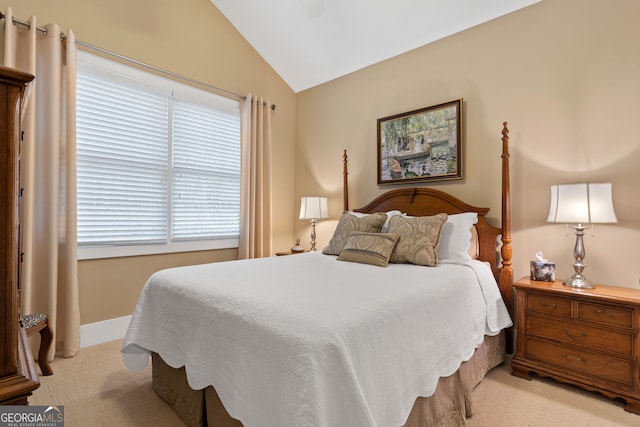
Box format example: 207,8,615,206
210,0,542,92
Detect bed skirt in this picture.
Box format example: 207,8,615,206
151,332,505,427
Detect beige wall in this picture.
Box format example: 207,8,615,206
2,0,297,324
295,0,640,289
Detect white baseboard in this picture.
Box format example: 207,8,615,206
80,315,131,348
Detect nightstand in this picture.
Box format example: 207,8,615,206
275,250,306,256
511,277,640,415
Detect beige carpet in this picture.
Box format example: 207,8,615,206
30,340,183,426
466,358,638,427
30,340,639,426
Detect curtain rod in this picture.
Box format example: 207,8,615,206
0,11,276,111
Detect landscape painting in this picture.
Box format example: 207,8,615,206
377,99,462,185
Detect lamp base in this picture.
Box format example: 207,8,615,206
309,218,318,252
563,276,596,289
563,223,596,289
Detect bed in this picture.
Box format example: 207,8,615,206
122,123,515,427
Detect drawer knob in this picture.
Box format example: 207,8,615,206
561,352,587,363
594,309,615,318
539,301,557,310
562,328,587,340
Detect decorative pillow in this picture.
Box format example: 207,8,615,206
337,232,400,267
348,210,404,233
322,212,387,255
387,213,448,266
437,212,479,261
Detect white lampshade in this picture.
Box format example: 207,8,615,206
547,183,617,224
299,196,329,220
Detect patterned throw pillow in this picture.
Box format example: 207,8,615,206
387,213,448,266
322,212,387,255
337,232,400,267
347,210,404,232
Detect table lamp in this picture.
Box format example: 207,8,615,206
547,183,617,289
299,196,329,251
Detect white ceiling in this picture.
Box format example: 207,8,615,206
210,0,541,93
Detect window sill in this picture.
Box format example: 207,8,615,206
77,238,238,260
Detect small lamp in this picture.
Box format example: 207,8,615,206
547,183,617,289
299,196,329,251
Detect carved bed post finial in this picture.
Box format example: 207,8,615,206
343,150,349,212
499,122,514,318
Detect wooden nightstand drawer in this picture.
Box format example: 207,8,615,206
525,337,633,386
526,314,633,356
526,293,571,317
577,302,633,329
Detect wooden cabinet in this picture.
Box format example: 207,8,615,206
511,277,640,415
0,66,39,405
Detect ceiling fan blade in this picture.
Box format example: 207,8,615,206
299,0,324,18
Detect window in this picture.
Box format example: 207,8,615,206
76,51,241,259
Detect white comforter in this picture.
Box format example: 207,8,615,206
121,252,512,427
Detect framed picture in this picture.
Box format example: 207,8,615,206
377,99,462,185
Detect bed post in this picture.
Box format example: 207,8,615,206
343,149,349,212
499,122,514,353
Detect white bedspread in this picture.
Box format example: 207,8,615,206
121,252,512,427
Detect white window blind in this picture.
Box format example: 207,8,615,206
76,51,241,257
172,98,241,239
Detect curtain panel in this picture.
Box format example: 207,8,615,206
239,94,273,259
2,7,80,359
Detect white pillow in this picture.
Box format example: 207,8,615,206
348,210,403,233
437,212,478,261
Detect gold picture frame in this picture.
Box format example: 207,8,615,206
377,99,462,185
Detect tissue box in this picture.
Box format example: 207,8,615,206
530,261,556,282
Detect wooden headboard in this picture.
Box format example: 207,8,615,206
342,123,514,320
